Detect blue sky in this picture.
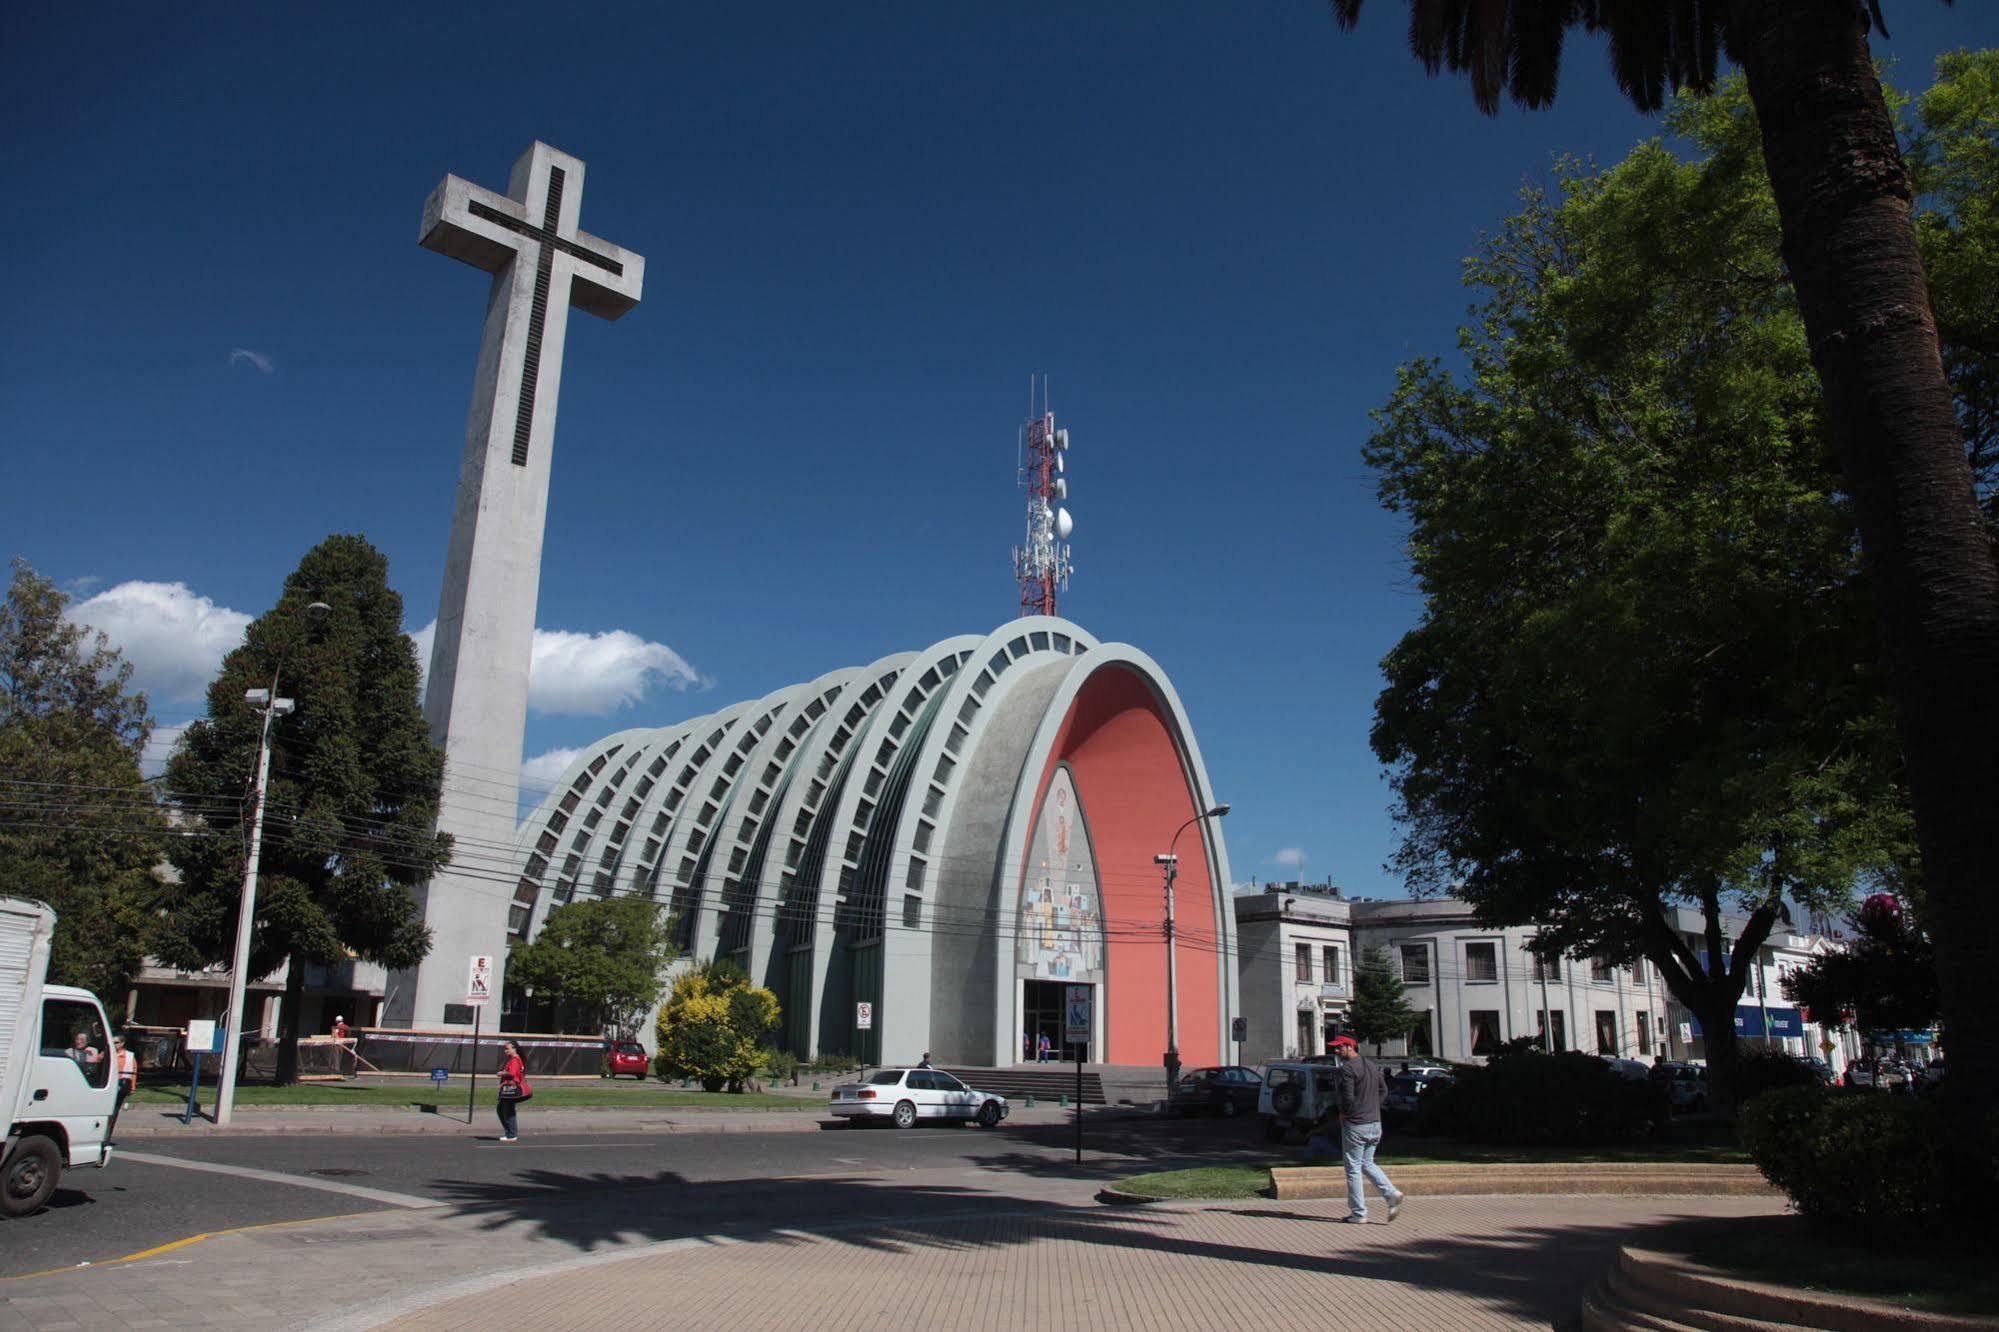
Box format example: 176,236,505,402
6,3,1992,897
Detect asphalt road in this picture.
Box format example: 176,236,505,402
2,1113,1268,1281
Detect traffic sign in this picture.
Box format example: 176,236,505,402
431,1066,450,1084
1819,1038,1836,1056
856,1001,873,1030
466,954,494,1006
1064,984,1092,1045
1231,1016,1247,1043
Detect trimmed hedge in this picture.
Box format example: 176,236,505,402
1414,1050,1660,1145
1739,1086,1999,1251
1732,1052,1824,1108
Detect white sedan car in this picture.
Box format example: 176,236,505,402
828,1068,1010,1128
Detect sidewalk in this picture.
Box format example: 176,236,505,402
0,1160,1782,1331
111,1100,1136,1138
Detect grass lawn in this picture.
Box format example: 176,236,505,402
128,1083,813,1110
1683,1222,1999,1317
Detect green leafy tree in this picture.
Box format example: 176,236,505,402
654,959,780,1093
160,536,447,1083
1366,81,1931,1114
1329,0,1999,1128
0,560,164,1008
508,896,678,1037
1346,946,1419,1053
1784,894,1940,1049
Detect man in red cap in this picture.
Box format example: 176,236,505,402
1329,1034,1404,1223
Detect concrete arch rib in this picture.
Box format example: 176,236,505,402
703,664,863,972
991,642,1237,1068
872,616,1098,1066
807,633,983,1063
652,688,797,954
685,674,838,962
511,726,665,939
752,651,915,1056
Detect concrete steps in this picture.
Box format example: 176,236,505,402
942,1066,1106,1105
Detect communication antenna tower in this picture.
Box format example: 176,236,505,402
1012,376,1075,617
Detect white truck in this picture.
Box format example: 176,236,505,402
2,897,118,1218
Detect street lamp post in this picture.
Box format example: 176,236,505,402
1155,802,1229,1105
215,600,330,1127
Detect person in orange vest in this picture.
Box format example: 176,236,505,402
110,1035,138,1134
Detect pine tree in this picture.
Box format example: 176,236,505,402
0,560,164,1009
160,535,448,1083
1347,945,1419,1054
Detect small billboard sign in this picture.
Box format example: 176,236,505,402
1064,984,1092,1046
466,954,494,1006
856,1001,873,1030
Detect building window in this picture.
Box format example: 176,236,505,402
1596,1009,1618,1054
1591,956,1614,983
1470,1010,1503,1056
1629,958,1648,986
1536,1009,1568,1053
1466,941,1498,983
1636,1010,1652,1055
1321,945,1342,987
1294,942,1314,984
1407,1010,1434,1057
1528,947,1561,983
1400,944,1431,985
1296,1009,1315,1056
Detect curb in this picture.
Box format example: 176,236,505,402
1270,1163,1775,1201
1584,1244,1999,1332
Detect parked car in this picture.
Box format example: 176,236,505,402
1845,1062,1877,1089
1393,1058,1453,1077
1654,1061,1708,1112
827,1068,1009,1128
1169,1066,1263,1118
1257,1061,1344,1141
1601,1057,1653,1081
603,1039,650,1079
1382,1067,1454,1120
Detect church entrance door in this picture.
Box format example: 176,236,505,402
1022,980,1089,1063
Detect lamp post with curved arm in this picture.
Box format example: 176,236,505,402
216,600,330,1126
1155,802,1229,1103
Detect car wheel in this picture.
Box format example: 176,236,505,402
893,1100,918,1129
1,1135,59,1218
1220,1097,1239,1119
1270,1085,1302,1117
977,1100,1001,1128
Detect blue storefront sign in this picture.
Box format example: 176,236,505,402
1690,1005,1804,1038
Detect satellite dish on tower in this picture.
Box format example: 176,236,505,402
1056,507,1074,539
1052,478,1068,500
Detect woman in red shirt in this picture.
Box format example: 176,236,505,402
496,1040,531,1142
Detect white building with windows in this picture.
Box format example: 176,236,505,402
1232,886,1352,1064
1346,898,1674,1064
1657,906,1862,1076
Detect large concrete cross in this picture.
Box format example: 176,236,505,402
390,142,644,1029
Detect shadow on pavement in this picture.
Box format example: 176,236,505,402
418,1160,1736,1325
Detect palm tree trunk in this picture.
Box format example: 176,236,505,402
1732,0,1999,1128
275,956,304,1086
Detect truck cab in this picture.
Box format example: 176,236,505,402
4,898,121,1218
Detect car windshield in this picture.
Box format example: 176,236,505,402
867,1071,905,1086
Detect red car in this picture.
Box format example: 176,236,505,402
604,1039,651,1079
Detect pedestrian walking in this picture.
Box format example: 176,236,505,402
496,1039,532,1142
109,1036,138,1135
1036,1032,1052,1064
1329,1035,1404,1224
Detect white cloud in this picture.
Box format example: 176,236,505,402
66,581,252,705
519,747,583,797
410,622,704,718
141,722,189,778
228,347,274,374
1267,846,1308,869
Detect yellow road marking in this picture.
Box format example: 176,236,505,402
0,1208,378,1283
